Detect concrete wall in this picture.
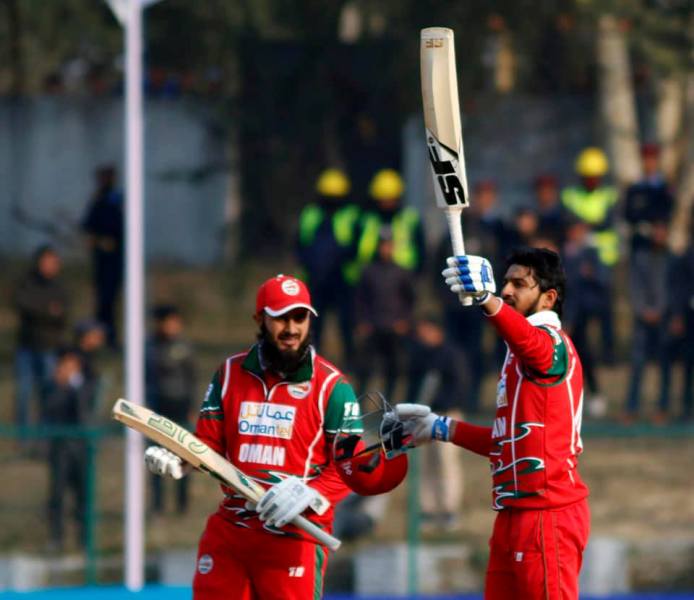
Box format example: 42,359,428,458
0,97,230,265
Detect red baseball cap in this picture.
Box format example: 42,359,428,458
255,274,318,317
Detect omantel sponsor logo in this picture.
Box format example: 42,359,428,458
238,401,296,439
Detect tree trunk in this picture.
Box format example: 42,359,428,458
495,31,517,94
338,2,362,43
596,15,641,188
655,76,686,183
669,71,694,254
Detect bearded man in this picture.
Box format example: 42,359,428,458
144,274,405,599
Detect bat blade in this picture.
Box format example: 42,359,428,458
112,398,341,551
421,27,472,305
421,27,469,213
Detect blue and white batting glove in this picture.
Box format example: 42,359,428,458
395,404,451,446
442,255,496,305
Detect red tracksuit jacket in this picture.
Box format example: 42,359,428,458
452,303,589,510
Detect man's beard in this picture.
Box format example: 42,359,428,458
503,294,543,317
258,325,311,375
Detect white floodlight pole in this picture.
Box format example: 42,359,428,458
123,0,145,591
105,0,147,590
104,0,164,590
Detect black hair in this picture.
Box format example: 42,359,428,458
505,246,566,317
152,304,181,321
33,244,57,261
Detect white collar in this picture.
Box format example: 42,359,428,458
527,310,561,329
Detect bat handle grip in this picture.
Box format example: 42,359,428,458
444,209,473,307
292,515,342,551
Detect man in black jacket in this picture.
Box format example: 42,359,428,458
81,165,123,348
354,229,416,400
146,304,196,513
13,245,70,429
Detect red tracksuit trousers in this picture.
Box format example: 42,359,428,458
484,499,590,600
192,513,329,600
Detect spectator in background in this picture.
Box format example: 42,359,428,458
434,180,506,412
354,229,416,401
73,319,107,409
44,347,96,552
562,218,609,418
296,168,361,362
623,220,678,425
533,174,566,247
13,245,70,430
406,314,469,530
81,165,124,349
356,169,426,275
146,304,196,514
624,143,675,254
562,147,619,363
499,206,540,261
670,216,694,421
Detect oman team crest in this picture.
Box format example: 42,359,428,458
287,382,311,399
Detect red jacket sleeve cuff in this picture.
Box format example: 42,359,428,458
450,420,492,457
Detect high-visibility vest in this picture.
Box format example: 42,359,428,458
298,203,361,282
356,208,421,272
299,204,360,247
561,186,620,266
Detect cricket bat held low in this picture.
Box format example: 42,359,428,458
112,398,341,551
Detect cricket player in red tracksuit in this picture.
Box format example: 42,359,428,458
396,247,590,600
145,274,406,600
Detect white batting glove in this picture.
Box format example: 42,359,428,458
254,476,325,528
442,255,496,305
395,403,451,445
144,446,188,479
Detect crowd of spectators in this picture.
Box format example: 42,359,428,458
10,166,196,552
299,146,694,431
8,145,693,547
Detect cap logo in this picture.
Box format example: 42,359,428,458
281,279,300,296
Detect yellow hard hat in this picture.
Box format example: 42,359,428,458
369,169,405,201
316,168,350,197
575,148,609,177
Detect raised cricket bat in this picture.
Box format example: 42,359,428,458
420,27,471,305
112,398,341,551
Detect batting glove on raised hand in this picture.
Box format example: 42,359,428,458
395,403,451,445
442,255,496,305
144,446,189,479
253,476,329,528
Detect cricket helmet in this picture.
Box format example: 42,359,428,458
333,392,408,496
316,168,350,198
369,169,405,202
575,147,609,178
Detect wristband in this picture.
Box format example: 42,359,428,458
473,291,492,305
432,416,451,441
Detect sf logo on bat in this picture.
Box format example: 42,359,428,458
426,135,468,207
